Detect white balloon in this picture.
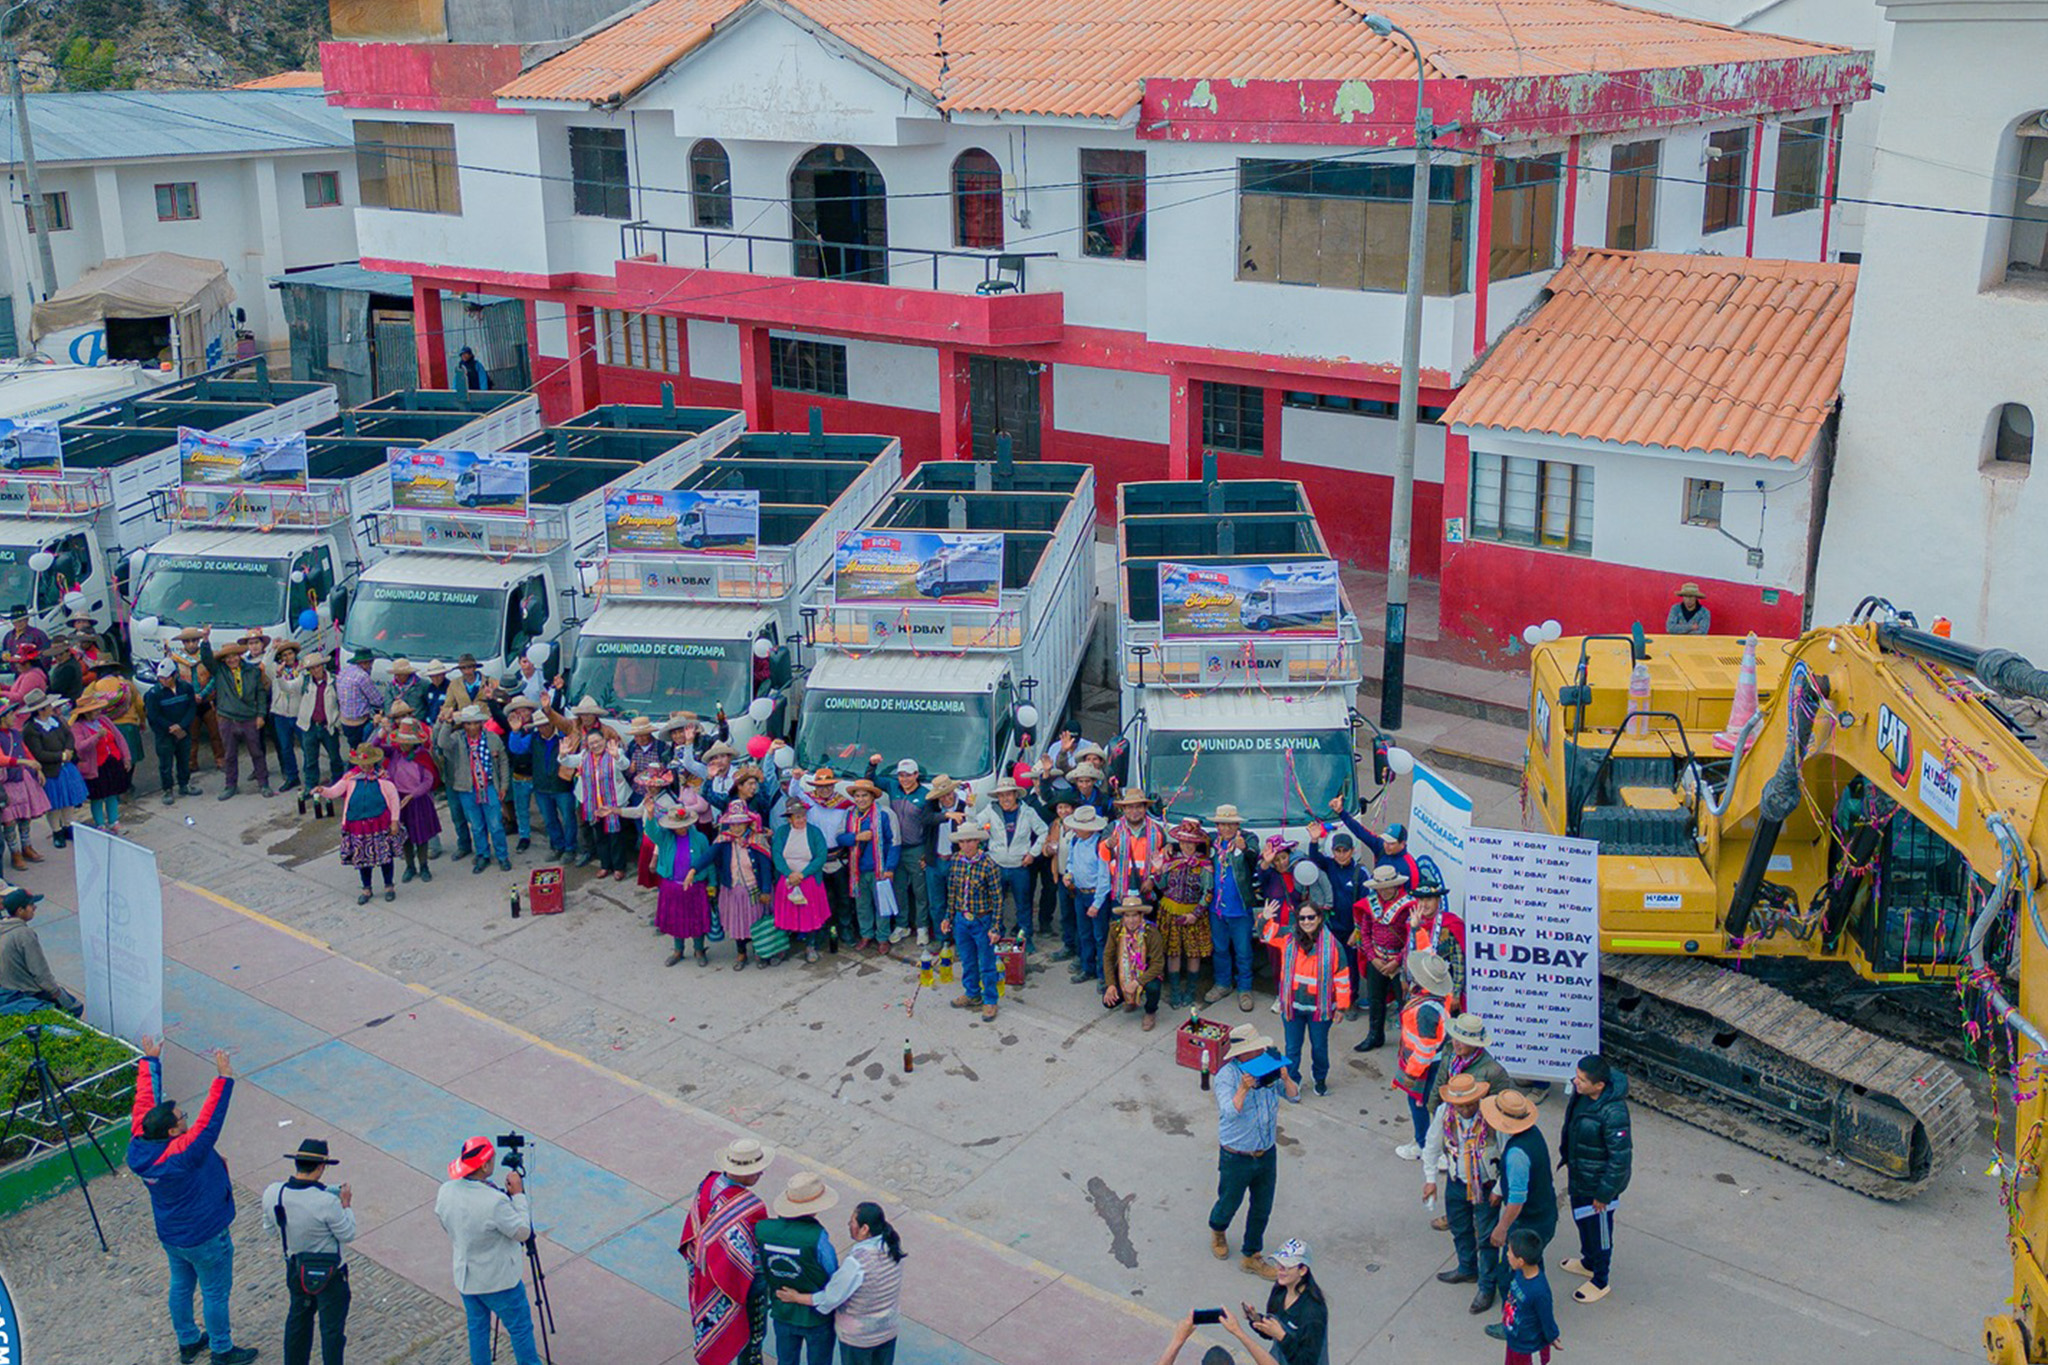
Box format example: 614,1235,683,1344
291,569,307,584
1542,619,1563,642
752,637,773,659
134,615,161,634
27,552,53,573
1387,746,1416,776
772,745,796,770
1016,703,1040,730
748,697,775,724
1522,624,1544,646
525,641,551,664
1291,859,1320,888
62,590,85,610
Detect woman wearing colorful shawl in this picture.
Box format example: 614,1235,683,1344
1155,817,1214,1009
771,797,831,964
636,765,680,890
70,693,133,833
0,700,50,867
319,744,402,905
385,719,441,884
1278,901,1354,1096
711,801,775,970
573,727,638,879
654,807,717,966
679,1139,771,1365
1100,893,1167,1030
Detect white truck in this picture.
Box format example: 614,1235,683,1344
0,362,336,649
1113,464,1364,834
345,406,742,681
797,458,1097,797
127,390,541,667
573,423,902,745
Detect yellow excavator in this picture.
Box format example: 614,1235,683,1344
1520,604,2048,1359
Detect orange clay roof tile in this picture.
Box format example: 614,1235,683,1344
496,0,1849,115
1441,248,1856,463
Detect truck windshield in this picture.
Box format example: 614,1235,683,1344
345,583,506,663
797,691,994,777
0,552,31,615
134,556,288,628
573,637,752,717
1149,729,1353,827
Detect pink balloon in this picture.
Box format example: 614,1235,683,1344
747,735,773,761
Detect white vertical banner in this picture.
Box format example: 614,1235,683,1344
1405,760,1473,915
73,826,164,1039
1462,827,1601,1080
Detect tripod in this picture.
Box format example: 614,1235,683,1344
489,1162,555,1365
0,1024,116,1252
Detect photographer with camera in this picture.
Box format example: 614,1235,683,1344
434,1135,543,1365
262,1139,355,1365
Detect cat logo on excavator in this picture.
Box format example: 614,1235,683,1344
1875,703,1913,786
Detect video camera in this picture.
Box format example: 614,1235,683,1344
497,1131,528,1173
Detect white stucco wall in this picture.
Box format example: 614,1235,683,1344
1281,404,1447,482
1811,0,2048,652
1052,363,1169,444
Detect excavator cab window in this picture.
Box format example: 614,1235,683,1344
1841,793,1980,974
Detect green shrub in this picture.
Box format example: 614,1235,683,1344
0,1011,138,1165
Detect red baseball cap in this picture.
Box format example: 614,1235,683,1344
448,1135,495,1179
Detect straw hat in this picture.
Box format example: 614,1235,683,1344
505,696,538,713
350,744,384,768
389,720,429,748
1116,891,1148,915
571,695,604,717
950,822,987,843
1067,763,1103,783
704,741,738,761
991,778,1021,797
927,775,959,802
1114,789,1151,807
1064,805,1105,833
1447,1013,1490,1047
1369,864,1408,890
1440,1072,1491,1105
716,1138,771,1177
627,717,656,738
453,705,488,725
771,1171,840,1219
1406,948,1452,998
175,626,205,644
390,657,415,675
1480,1089,1540,1135
807,768,839,788
386,700,415,719
214,639,248,658
1212,804,1243,824
845,778,882,798
1676,581,1704,600
1224,1032,1274,1063
424,660,452,678
659,808,697,832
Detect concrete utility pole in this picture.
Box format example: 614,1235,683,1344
1360,13,1431,732
2,2,56,301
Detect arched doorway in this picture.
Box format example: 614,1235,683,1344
790,145,888,283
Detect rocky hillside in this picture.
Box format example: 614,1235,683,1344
10,0,330,91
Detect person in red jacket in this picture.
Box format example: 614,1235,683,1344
126,1035,257,1365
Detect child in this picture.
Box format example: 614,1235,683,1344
1498,1227,1562,1364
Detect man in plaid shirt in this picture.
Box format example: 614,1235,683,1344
942,824,1003,1021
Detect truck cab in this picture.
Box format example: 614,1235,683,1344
347,553,556,678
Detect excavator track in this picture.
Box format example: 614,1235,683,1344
1602,955,1978,1200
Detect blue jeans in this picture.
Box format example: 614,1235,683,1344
456,786,509,862
953,913,1000,1003
921,854,949,933
300,723,342,789
271,715,301,784
1077,895,1110,979
1447,1178,1499,1282
1212,912,1255,991
1282,1014,1333,1086
463,1284,541,1365
536,789,575,855
509,776,534,840
998,865,1033,950
1057,884,1080,956
165,1227,236,1352
773,1319,836,1365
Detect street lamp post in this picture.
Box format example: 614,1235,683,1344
1360,13,1431,732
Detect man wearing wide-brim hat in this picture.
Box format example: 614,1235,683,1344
1476,1088,1558,1340
1424,1010,1512,1115
1419,1071,1502,1313
1060,803,1114,985
434,700,511,874
1392,949,1455,1162
839,776,901,953
262,1138,356,1365
940,821,1004,1019
682,1138,774,1365
976,775,1047,957
199,626,275,801
1353,862,1418,1055
1207,1028,1298,1278
1665,580,1711,636
758,1172,841,1365
1205,803,1261,1013
1101,787,1164,923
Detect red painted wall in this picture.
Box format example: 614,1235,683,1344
319,42,525,112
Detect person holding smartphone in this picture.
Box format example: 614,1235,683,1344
1153,1309,1281,1365
1251,1241,1329,1365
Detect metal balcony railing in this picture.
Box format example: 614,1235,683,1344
621,223,1058,295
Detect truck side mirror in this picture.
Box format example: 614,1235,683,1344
769,646,794,689
1108,739,1130,787
329,588,350,626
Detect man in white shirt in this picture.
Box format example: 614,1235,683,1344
262,1139,356,1365
433,1136,542,1365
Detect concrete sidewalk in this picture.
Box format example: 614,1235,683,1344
39,880,1170,1365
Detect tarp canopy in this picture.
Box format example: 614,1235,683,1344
31,252,235,340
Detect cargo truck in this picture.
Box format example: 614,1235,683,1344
127,390,540,667
573,418,901,745
0,360,335,649
798,454,1096,797
1114,463,1363,834
346,405,742,681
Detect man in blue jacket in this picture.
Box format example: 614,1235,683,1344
128,1035,257,1365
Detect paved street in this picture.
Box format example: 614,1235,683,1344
12,768,2011,1363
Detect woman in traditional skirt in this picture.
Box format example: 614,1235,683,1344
70,693,133,833
319,744,401,905
0,699,50,868
24,692,85,848
1155,817,1215,1009
709,800,774,970
385,720,441,884
653,808,714,966
635,764,678,890
771,795,831,964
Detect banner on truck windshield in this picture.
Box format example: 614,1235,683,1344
605,488,759,558
0,417,63,478
389,447,530,518
834,530,1002,611
1157,560,1340,641
178,426,309,492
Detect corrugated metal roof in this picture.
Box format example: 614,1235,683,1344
1442,248,1857,463
498,0,1850,116
0,90,351,166
270,263,416,295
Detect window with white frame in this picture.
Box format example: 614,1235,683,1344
2006,112,2048,281
598,310,681,371
1683,477,1724,527
1470,452,1593,554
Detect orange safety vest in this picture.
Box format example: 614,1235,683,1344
1397,996,1446,1085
